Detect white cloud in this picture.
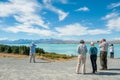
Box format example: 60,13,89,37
0,0,114,39
43,0,68,21
106,17,120,31
3,23,111,38
102,13,118,20
55,23,88,36
88,29,111,35
108,2,120,9
0,0,49,29
58,10,69,21
76,6,89,12
3,24,55,36
14,13,49,29
55,23,110,36
0,0,69,38
44,0,68,4
0,37,8,40
103,12,120,31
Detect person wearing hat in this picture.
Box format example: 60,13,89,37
89,42,98,73
29,42,36,63
76,40,88,74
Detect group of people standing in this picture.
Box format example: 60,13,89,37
76,38,114,74
28,39,114,74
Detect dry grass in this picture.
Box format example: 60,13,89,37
0,53,77,62
36,55,77,62
0,53,28,58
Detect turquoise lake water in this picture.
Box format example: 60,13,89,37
9,43,120,58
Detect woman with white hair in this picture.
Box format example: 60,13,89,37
89,42,98,73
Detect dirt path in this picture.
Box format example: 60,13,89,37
0,57,120,80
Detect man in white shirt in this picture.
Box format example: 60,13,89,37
99,39,108,70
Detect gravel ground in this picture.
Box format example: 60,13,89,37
0,57,120,80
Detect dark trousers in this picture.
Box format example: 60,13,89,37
110,52,114,58
90,55,97,72
100,51,107,69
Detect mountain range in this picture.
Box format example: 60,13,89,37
0,39,79,44
0,39,120,44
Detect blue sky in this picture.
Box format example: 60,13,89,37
0,0,120,41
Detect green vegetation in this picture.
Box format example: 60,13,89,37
41,52,75,59
0,44,76,60
0,44,44,55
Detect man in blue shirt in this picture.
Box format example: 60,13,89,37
29,42,36,63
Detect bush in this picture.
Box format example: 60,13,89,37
19,46,29,55
4,46,12,53
41,52,74,59
0,44,75,60
36,48,45,55
0,44,5,52
11,46,19,54
0,44,45,55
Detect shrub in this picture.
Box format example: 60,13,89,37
19,46,29,55
0,44,5,52
11,46,19,54
36,48,45,55
41,52,74,59
4,46,12,53
0,44,45,55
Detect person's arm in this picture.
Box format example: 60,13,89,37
85,45,88,53
99,43,104,48
77,45,81,54
95,47,98,55
112,46,114,52
89,48,92,55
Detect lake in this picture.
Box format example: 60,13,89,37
9,43,120,58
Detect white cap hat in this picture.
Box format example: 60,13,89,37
90,42,94,46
